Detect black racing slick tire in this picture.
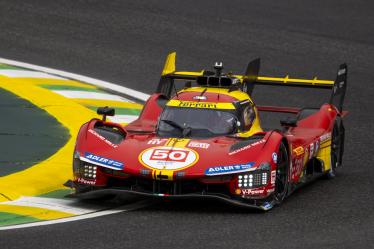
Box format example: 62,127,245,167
327,120,344,178
273,142,289,204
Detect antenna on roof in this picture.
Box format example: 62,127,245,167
214,62,223,76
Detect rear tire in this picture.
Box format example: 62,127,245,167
327,121,343,178
273,142,289,204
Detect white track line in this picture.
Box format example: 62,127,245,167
108,115,139,123
52,90,133,102
0,200,153,230
0,57,150,102
1,196,103,215
0,69,66,80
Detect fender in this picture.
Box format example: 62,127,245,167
75,118,127,155
126,93,169,132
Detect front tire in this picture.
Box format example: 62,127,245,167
273,142,289,204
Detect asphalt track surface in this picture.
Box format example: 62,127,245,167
1,1,374,248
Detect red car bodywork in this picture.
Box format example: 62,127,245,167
69,53,347,210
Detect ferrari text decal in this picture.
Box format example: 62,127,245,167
166,99,235,109
88,129,118,148
84,152,124,170
179,101,216,109
139,146,198,170
188,141,210,149
205,162,254,176
228,139,266,155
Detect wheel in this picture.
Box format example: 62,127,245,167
327,121,343,178
273,142,289,204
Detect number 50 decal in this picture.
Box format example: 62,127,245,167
139,146,199,170
150,149,189,162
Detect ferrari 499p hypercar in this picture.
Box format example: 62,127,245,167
68,52,347,211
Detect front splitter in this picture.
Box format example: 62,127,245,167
68,188,275,211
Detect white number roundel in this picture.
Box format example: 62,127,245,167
139,146,199,170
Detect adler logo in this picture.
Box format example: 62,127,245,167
205,162,254,176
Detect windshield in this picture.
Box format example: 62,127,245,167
157,107,238,138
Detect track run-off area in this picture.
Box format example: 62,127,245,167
0,1,373,248
0,59,150,229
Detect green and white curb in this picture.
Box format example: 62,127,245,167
0,58,150,229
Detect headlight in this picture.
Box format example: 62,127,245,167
79,163,97,179
237,170,269,188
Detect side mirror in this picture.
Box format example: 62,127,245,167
280,117,297,128
97,106,115,121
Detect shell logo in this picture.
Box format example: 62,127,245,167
139,146,199,171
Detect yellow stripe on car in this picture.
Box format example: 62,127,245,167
165,138,190,148
167,99,235,109
179,87,250,102
256,76,334,85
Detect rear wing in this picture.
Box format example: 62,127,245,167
157,52,347,112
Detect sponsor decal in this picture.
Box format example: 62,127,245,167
175,171,185,178
179,101,217,109
88,129,118,148
205,162,254,176
315,140,320,155
188,141,210,149
305,140,320,160
77,177,96,185
140,169,151,175
147,138,168,145
241,188,265,195
272,152,278,164
293,146,304,156
271,170,276,184
320,133,331,143
293,158,303,177
192,95,207,100
229,139,266,155
84,152,124,170
262,202,273,210
267,188,275,194
309,143,314,159
139,146,198,170
338,68,346,76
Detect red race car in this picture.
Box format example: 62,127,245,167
68,52,347,210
